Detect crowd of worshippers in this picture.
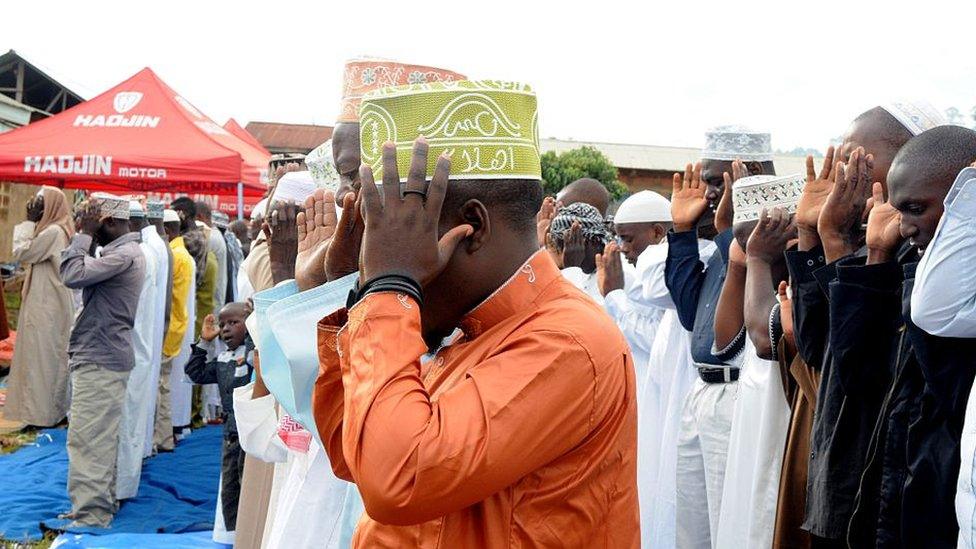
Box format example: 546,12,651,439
5,57,976,549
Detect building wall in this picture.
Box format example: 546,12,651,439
618,168,675,197
0,182,76,263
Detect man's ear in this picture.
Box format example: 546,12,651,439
745,160,764,176
458,199,489,253
652,223,667,242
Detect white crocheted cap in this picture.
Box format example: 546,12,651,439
701,125,773,162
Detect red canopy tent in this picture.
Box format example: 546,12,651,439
0,67,268,217
224,118,271,156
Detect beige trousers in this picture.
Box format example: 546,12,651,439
66,363,131,527
153,356,175,451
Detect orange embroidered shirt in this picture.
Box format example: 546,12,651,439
314,251,639,548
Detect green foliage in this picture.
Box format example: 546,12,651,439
540,146,627,199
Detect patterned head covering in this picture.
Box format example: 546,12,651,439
305,139,340,192
732,173,805,224
338,58,466,123
91,192,130,220
549,202,611,245
360,80,541,181
701,125,773,162
881,100,947,136
146,200,165,220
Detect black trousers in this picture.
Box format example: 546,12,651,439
220,435,246,531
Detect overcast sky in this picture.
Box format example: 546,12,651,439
4,0,975,152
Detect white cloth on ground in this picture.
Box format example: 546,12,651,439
714,339,791,549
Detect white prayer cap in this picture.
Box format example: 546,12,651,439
613,191,672,224
732,173,804,225
163,209,181,223
91,192,130,220
306,140,340,192
251,198,268,220
702,125,773,162
129,200,145,218
881,100,947,136
271,171,316,205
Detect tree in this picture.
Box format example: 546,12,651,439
946,107,964,126
540,146,627,199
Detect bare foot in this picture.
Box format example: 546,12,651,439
295,189,338,291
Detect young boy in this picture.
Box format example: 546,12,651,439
185,301,254,532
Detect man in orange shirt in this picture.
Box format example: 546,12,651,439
312,81,639,547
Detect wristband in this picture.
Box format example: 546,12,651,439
346,274,423,309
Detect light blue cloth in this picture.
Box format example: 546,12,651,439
251,275,356,441
252,281,301,419
912,167,976,336
266,274,356,440
250,274,362,546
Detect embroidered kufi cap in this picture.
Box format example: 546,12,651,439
732,173,804,224
359,80,541,181
881,100,948,136
338,58,466,123
305,139,340,192
702,125,773,162
91,192,130,220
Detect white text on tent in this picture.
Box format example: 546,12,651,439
73,114,161,128
24,155,112,176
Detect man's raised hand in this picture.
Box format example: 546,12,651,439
671,162,709,233
358,138,472,286
295,189,337,291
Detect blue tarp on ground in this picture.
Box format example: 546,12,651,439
0,425,221,542
51,530,227,549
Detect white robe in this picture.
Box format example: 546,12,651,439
143,227,170,457
234,384,358,549
206,224,228,314
170,262,196,430
561,258,636,306
116,234,158,500
715,339,791,549
243,274,365,547
634,239,716,549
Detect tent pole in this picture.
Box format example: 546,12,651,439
237,182,244,220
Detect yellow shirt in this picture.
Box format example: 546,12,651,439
163,237,193,358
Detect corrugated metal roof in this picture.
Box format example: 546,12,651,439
541,138,812,176
244,121,333,154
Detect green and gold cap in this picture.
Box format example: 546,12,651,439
359,80,541,182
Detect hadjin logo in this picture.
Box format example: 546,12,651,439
73,91,160,128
